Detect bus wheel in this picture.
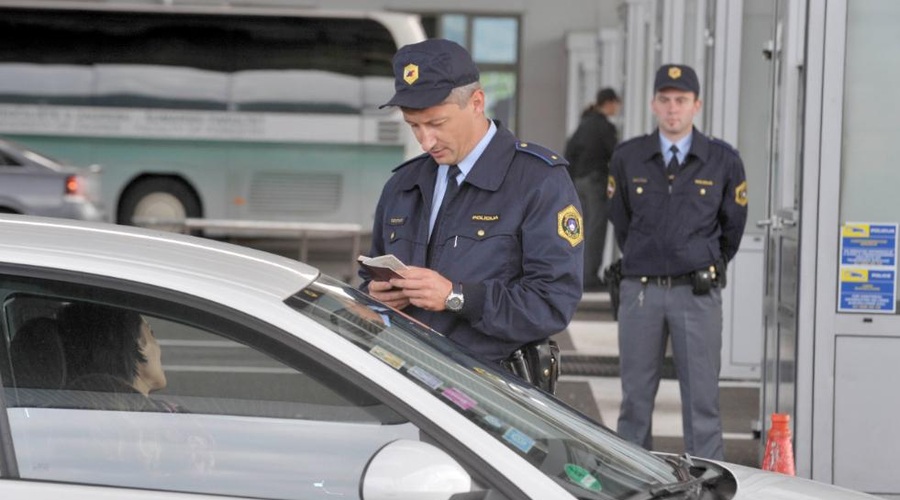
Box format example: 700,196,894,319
119,178,201,232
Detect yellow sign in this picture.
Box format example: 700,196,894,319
841,223,869,238
841,268,868,283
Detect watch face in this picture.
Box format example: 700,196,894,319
446,295,463,311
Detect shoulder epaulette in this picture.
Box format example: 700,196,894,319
392,152,430,172
515,141,568,167
614,135,644,152
708,136,740,156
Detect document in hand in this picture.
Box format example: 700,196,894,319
357,254,408,281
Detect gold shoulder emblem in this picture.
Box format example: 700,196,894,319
557,204,584,247
607,175,616,199
735,180,749,206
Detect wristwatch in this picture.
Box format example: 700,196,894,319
444,283,465,312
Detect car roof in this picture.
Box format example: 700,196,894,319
0,215,319,301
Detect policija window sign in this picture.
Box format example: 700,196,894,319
838,222,898,314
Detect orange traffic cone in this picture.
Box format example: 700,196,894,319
762,413,795,475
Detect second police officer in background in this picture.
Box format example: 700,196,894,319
361,39,584,392
607,64,748,459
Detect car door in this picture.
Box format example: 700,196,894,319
0,268,519,499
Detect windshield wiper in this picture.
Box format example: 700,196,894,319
624,456,723,500
666,453,697,480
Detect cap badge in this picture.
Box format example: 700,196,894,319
403,63,419,85
668,66,682,79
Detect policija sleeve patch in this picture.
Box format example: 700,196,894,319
735,180,749,207
557,204,584,247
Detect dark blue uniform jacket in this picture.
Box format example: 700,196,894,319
608,128,748,277
362,122,584,362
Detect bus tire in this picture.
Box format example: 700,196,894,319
118,178,201,231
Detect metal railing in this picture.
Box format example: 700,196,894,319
133,217,363,280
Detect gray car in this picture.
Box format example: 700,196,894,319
0,215,879,500
0,138,105,221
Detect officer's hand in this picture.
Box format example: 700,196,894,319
367,280,411,310
390,266,453,312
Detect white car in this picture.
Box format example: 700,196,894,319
0,215,877,500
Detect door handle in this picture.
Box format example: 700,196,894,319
782,219,797,228
756,219,774,228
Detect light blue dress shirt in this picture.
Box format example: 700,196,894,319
428,120,498,239
660,133,692,166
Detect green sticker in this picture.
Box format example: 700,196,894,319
564,463,602,492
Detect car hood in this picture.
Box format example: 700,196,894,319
723,462,877,499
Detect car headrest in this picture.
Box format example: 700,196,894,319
10,317,67,389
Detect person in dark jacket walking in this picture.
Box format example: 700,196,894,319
565,88,621,289
360,39,583,377
607,64,748,460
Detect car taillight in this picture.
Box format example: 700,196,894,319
65,175,82,196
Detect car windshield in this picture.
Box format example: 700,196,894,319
286,275,680,499
2,139,65,170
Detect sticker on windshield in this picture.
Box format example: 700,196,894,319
442,387,477,410
502,427,535,454
370,345,405,370
472,366,504,384
482,415,505,429
564,464,603,492
408,365,443,390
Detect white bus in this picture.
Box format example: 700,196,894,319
0,0,425,228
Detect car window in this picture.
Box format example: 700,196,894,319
0,150,22,166
0,277,423,499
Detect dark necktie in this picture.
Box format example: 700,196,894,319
427,165,460,266
667,144,680,172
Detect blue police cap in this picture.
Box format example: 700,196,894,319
380,39,480,110
654,64,700,95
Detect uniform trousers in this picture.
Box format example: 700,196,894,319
616,278,724,460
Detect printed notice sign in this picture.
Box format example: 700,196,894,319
838,223,897,313
841,223,896,266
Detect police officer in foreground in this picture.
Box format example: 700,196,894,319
607,64,748,459
361,39,584,391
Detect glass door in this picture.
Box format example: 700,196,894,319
758,0,805,449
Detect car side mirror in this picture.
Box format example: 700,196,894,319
361,439,471,500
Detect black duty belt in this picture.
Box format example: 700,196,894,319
626,275,693,287
501,340,559,394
